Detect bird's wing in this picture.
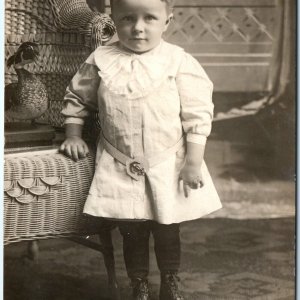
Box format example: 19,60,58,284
5,83,18,111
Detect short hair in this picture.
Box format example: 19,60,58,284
110,0,175,13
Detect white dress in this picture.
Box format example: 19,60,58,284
61,39,222,224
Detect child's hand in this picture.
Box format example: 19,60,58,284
179,141,206,197
60,136,89,161
179,163,204,198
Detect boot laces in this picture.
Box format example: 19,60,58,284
132,278,149,298
167,274,180,287
164,274,184,299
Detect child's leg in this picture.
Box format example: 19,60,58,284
119,221,151,279
151,222,184,300
151,222,180,273
119,221,151,299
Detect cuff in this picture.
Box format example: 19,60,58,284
64,117,85,125
186,133,207,145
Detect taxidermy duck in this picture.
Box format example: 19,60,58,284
5,42,48,124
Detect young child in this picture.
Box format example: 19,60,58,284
60,0,222,299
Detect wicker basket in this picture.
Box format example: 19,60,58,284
4,151,101,245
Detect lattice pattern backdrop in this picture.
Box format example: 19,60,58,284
166,2,277,92
165,7,274,44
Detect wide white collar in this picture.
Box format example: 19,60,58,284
94,40,184,99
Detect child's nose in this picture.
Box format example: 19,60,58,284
132,19,145,33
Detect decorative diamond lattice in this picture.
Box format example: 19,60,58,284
165,7,275,44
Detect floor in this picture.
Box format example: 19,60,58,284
4,131,296,299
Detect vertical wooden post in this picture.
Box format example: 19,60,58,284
97,0,106,13
86,0,106,13
27,240,39,261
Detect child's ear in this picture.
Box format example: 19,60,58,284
166,13,173,24
164,13,173,31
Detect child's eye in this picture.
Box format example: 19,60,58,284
121,15,134,22
145,15,157,21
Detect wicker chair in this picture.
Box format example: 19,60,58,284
4,1,120,298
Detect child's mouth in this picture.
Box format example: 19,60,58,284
130,38,146,41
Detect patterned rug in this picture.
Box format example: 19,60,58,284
4,217,295,300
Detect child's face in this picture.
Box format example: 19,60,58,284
112,0,172,53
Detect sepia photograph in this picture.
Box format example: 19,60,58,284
4,0,295,299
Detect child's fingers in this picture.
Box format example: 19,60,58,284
83,143,90,156
63,144,72,158
189,181,204,189
189,180,199,189
183,182,190,198
77,145,86,159
189,175,205,189
200,179,204,188
71,146,79,161
198,173,204,188
78,143,90,158
59,143,65,152
178,176,188,197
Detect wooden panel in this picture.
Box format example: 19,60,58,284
86,0,105,12
195,55,271,63
167,43,273,55
205,65,269,92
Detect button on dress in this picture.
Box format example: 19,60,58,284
61,40,222,224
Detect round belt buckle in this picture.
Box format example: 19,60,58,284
125,157,149,181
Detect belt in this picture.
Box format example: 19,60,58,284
102,134,185,181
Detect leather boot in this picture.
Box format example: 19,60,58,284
159,273,185,300
131,278,150,300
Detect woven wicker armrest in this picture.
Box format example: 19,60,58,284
4,149,100,245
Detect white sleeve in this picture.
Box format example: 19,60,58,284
177,53,214,145
61,52,100,125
